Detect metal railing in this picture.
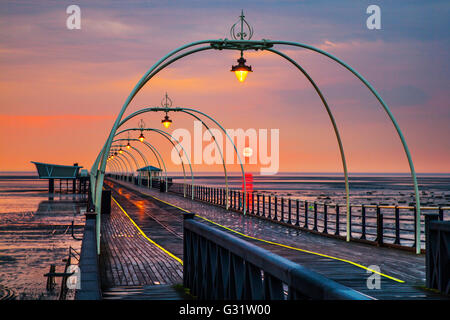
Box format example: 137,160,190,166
170,182,449,251
183,213,371,300
109,175,449,251
425,214,450,294
44,246,80,300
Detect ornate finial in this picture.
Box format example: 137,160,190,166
230,10,253,40
161,92,173,109
138,119,145,131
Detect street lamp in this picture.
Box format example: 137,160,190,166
161,92,173,128
161,114,172,128
229,10,254,83
126,132,131,149
138,119,145,142
231,56,252,82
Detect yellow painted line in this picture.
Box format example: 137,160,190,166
111,196,183,265
144,192,405,284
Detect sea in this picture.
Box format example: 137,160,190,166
0,171,449,299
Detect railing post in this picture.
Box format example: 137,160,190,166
268,195,271,219
348,205,352,239
251,192,255,214
335,205,340,236
361,205,366,240
412,206,417,249
257,194,260,216
274,196,278,221
288,199,292,224
394,206,400,245
376,205,383,246
304,201,308,229
295,200,300,226
313,202,318,231
425,213,439,289
438,207,444,221
262,195,265,217
323,204,328,234
238,192,241,211
280,197,284,223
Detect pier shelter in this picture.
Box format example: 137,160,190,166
31,161,88,194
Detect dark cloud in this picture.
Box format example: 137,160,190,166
380,85,430,107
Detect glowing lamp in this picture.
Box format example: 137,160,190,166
162,115,172,129
126,142,131,149
138,132,145,142
119,148,123,154
231,57,252,82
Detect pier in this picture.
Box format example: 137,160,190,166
73,176,448,300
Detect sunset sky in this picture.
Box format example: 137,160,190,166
0,0,449,174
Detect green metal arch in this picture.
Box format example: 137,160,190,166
92,38,421,253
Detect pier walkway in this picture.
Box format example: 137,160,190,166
101,178,448,300
99,187,184,299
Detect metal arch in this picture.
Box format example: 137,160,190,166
114,138,168,191
267,40,421,253
90,41,215,213
115,127,194,199
113,131,184,195
180,109,229,209
117,106,230,209
113,156,127,176
109,160,120,174
92,38,420,252
140,140,168,191
109,158,122,175
113,139,186,197
115,151,134,175
113,138,164,175
126,144,151,187
121,148,140,172
91,40,268,211
115,138,167,189
116,147,141,182
128,145,150,186
265,48,351,242
114,142,153,189
115,153,131,178
113,138,187,197
106,160,118,174
131,39,420,250
180,107,248,213
110,158,122,173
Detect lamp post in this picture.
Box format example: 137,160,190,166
161,93,173,128
230,10,253,82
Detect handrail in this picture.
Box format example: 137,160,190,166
183,214,372,300
166,181,448,251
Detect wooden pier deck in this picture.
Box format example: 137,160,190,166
101,178,449,300
99,186,184,299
